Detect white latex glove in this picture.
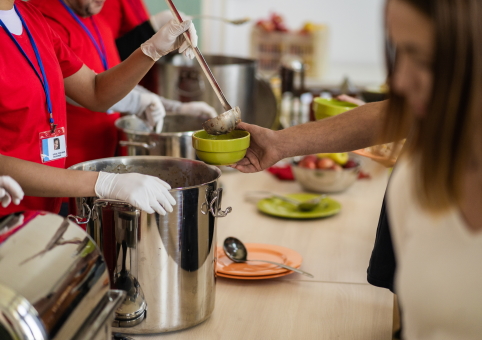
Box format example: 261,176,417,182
177,102,218,119
137,89,166,131
95,172,176,215
158,97,217,120
0,176,24,208
149,10,190,32
141,19,197,61
109,86,166,131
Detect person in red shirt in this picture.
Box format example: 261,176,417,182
99,0,216,117
0,0,196,216
31,0,217,169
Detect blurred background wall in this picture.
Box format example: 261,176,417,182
144,0,386,85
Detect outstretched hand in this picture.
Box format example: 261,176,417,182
231,122,283,173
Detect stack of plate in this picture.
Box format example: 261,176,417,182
216,243,303,280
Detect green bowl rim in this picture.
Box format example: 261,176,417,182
313,97,358,109
192,130,250,152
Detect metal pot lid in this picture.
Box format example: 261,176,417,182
0,212,110,340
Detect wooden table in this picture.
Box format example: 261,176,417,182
132,158,394,340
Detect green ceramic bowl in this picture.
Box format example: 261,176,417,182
313,98,358,120
192,130,250,165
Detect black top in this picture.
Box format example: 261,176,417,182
115,21,155,60
367,196,396,293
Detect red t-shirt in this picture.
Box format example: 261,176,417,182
99,0,158,93
0,0,83,216
30,0,123,169
99,0,150,39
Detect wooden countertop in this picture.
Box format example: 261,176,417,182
131,158,394,339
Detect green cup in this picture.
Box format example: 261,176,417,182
192,130,250,165
313,98,358,120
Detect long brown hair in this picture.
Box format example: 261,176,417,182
382,0,482,212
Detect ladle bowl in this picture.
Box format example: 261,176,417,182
223,237,314,278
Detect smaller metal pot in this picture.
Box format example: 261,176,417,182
116,114,205,159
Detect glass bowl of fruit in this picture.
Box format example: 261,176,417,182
292,153,360,193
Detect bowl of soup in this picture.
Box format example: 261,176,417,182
192,130,250,165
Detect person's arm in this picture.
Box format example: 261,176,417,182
63,20,195,112
63,49,154,113
0,155,97,197
0,155,175,215
233,100,390,173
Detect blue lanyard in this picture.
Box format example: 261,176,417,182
0,6,56,132
57,0,108,70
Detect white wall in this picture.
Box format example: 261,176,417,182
201,0,387,85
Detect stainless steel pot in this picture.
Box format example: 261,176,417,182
158,55,257,123
0,211,125,340
116,114,206,159
68,156,231,334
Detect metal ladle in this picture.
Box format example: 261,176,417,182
223,237,314,278
166,0,241,135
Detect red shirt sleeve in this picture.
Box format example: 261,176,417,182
100,0,150,39
46,20,83,78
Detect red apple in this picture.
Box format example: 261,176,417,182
316,158,335,169
303,155,317,162
299,158,316,169
343,160,358,169
331,164,343,171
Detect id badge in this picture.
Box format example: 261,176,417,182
39,127,67,163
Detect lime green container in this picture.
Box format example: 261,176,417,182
313,98,358,120
192,130,250,165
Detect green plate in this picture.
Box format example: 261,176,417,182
257,193,341,219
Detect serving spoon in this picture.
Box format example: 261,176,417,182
166,0,241,135
191,15,251,26
223,237,314,278
246,191,328,211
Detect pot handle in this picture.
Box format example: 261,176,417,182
68,202,92,225
92,199,136,221
201,188,232,218
119,141,157,149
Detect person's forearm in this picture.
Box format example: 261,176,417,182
64,49,155,112
0,155,97,197
275,100,389,158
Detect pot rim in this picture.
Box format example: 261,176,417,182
115,116,202,137
68,156,222,191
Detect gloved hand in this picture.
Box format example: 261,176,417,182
0,176,24,208
109,86,166,131
95,172,176,215
158,97,217,120
176,102,218,119
149,10,189,32
136,88,166,131
141,19,197,61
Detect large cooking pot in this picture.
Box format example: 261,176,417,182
69,156,231,334
0,211,125,340
158,55,258,123
116,114,205,159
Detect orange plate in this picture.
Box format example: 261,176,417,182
217,271,294,280
216,244,302,277
352,149,396,168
